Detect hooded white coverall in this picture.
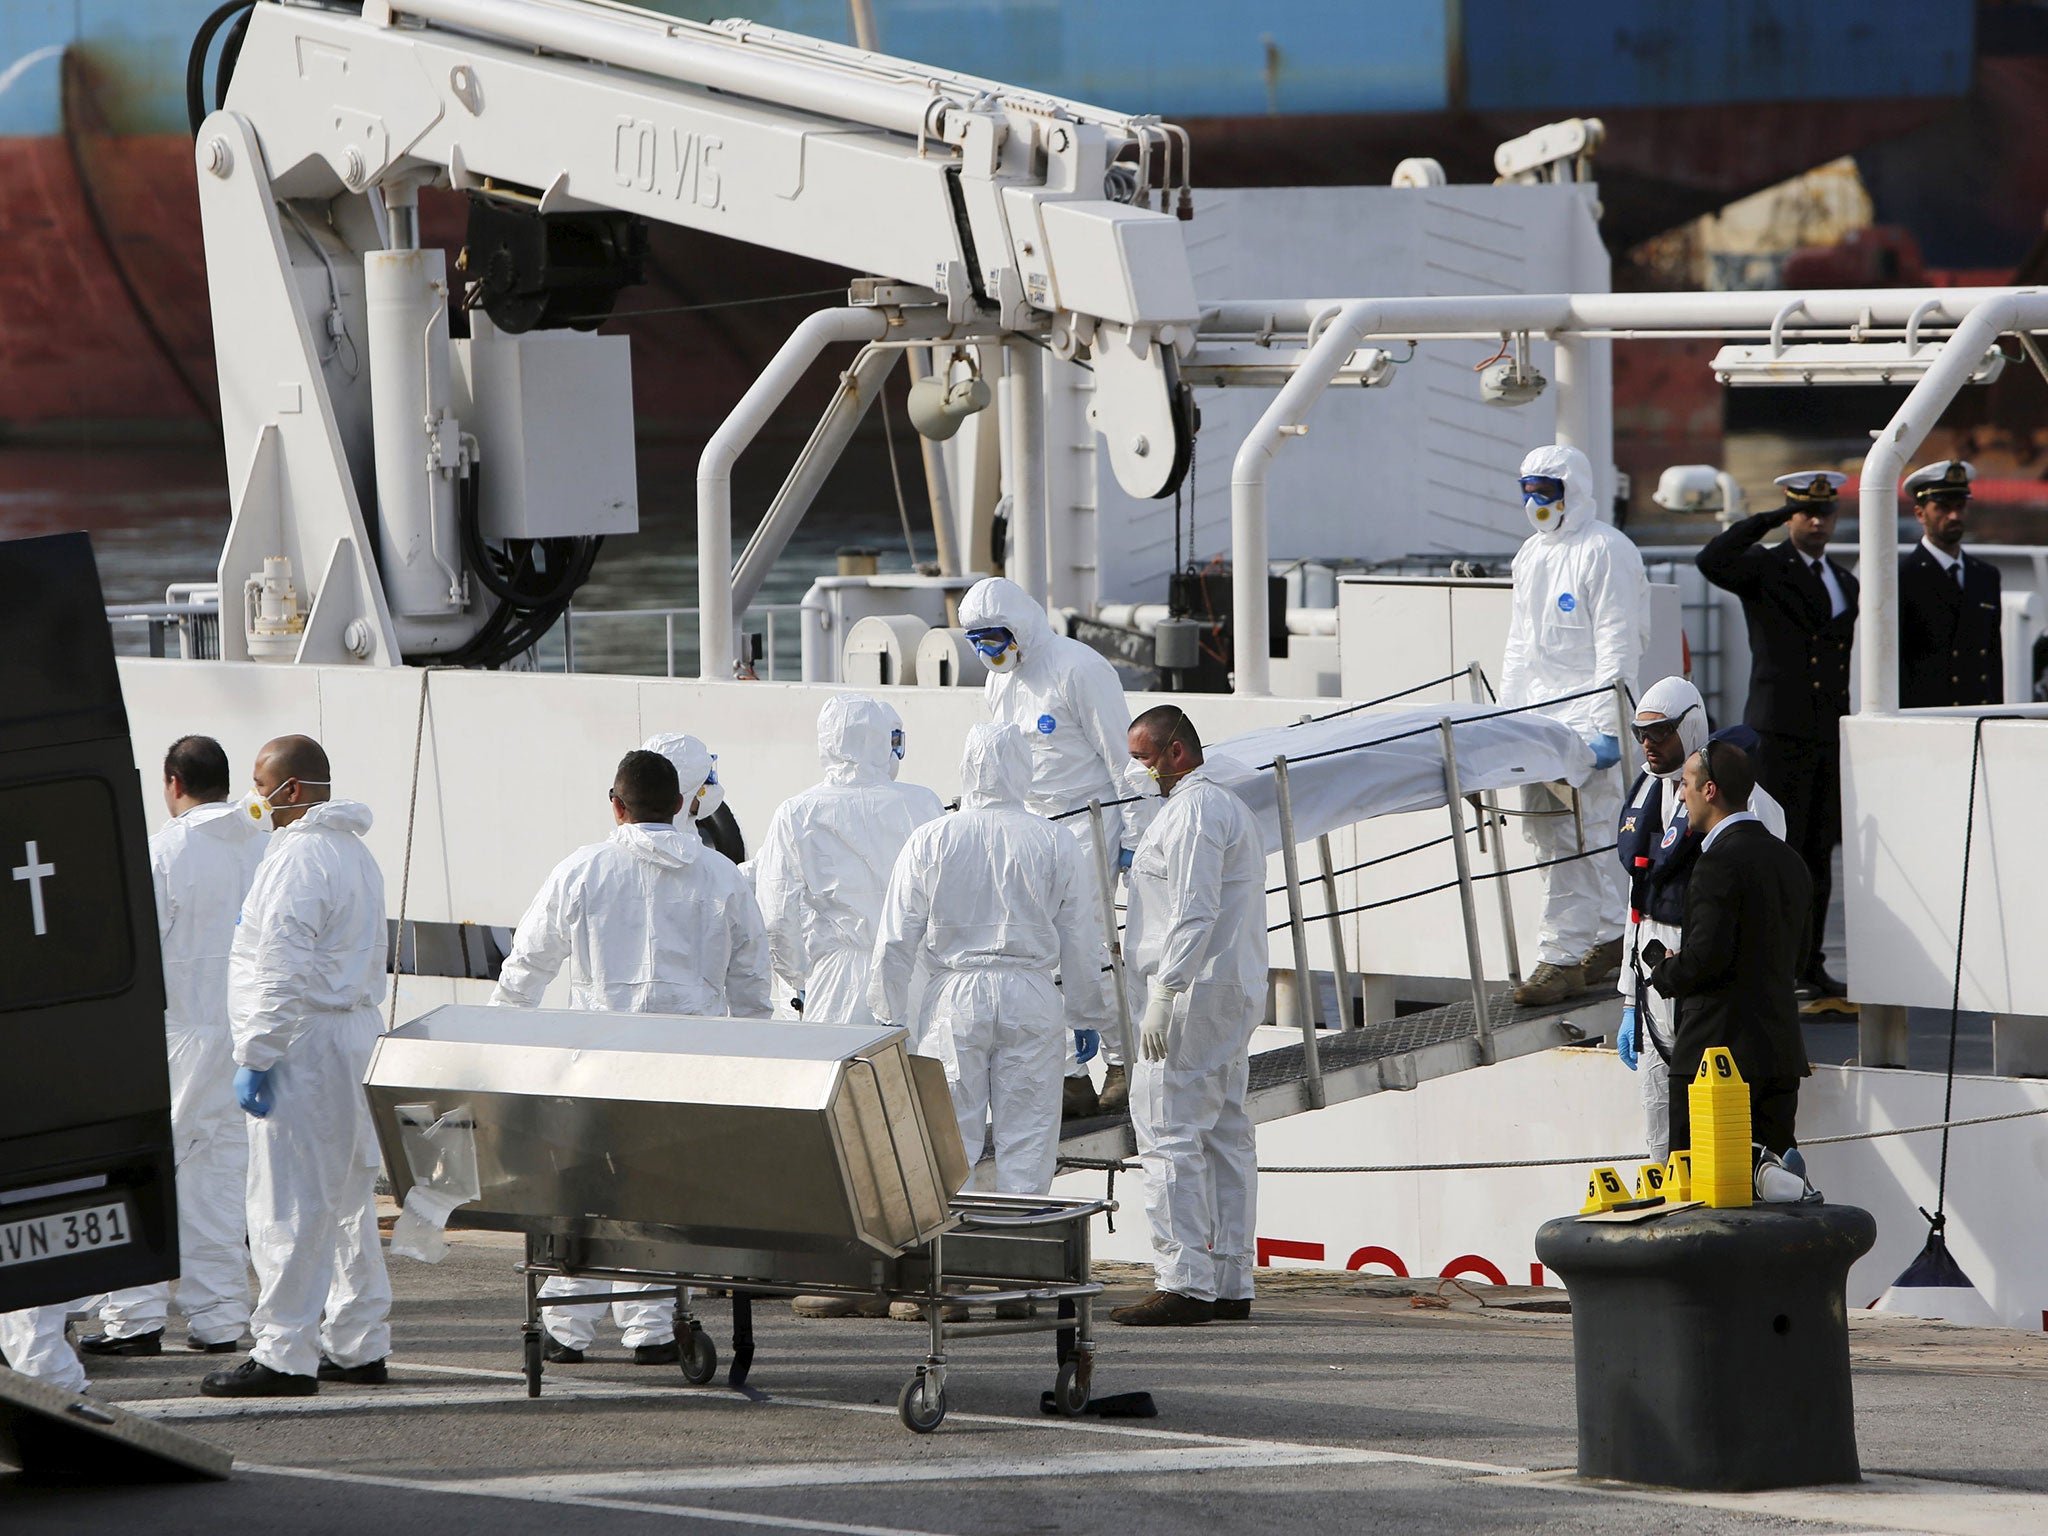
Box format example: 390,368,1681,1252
229,798,392,1380
492,820,771,1349
95,800,267,1345
870,724,1112,1194
1618,677,1787,1160
1500,444,1652,969
1124,764,1268,1304
753,695,943,1026
957,577,1132,1075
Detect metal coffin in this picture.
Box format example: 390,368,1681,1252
363,1006,965,1257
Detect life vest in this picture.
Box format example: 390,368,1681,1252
1616,770,1702,927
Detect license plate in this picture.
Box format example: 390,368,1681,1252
0,1201,132,1268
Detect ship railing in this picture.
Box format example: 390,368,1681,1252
562,603,803,680
105,597,221,660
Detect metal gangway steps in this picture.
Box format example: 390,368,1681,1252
1056,983,1616,1165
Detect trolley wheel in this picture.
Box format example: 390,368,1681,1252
680,1325,718,1386
898,1371,947,1433
522,1329,544,1399
1051,1357,1089,1417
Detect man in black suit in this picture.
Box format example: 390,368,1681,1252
1695,470,1855,1003
1899,459,2003,708
1649,741,1812,1158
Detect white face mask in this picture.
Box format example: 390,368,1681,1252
1123,759,1162,799
240,778,326,832
1525,495,1568,536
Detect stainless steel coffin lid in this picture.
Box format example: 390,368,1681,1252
364,1006,967,1257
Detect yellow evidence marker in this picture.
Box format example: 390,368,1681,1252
1580,1165,1630,1214
1664,1150,1693,1201
1634,1162,1667,1201
1687,1047,1753,1208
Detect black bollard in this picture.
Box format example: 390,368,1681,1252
1535,1202,1875,1491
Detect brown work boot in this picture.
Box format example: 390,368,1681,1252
889,1299,969,1322
1095,1063,1130,1115
1512,960,1585,1008
1062,1075,1100,1119
1109,1290,1215,1327
1578,937,1625,987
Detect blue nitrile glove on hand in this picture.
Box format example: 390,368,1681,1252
1118,847,1134,872
1073,1029,1101,1064
1589,733,1622,771
1616,1006,1639,1071
235,1066,274,1118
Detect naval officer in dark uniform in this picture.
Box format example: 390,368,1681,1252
1899,459,2003,708
1694,470,1855,1002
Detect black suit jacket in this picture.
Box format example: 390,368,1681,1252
1696,508,1858,740
1649,818,1812,1089
1898,546,2003,708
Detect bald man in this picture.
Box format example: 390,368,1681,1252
201,736,393,1398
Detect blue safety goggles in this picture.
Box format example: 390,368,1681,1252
1519,476,1565,506
965,627,1014,659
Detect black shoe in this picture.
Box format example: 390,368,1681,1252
200,1357,318,1397
1798,966,1848,1000
1109,1290,1215,1327
542,1337,585,1364
78,1329,163,1357
317,1355,389,1384
632,1341,681,1366
1213,1298,1252,1321
186,1336,241,1354
1062,1076,1100,1120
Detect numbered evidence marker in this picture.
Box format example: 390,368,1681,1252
1664,1150,1693,1201
1687,1047,1753,1209
1634,1161,1667,1201
1580,1165,1630,1214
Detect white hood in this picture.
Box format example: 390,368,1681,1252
959,722,1033,811
958,576,1054,656
611,821,701,869
1519,443,1599,538
284,798,373,837
1636,675,1709,781
816,694,895,786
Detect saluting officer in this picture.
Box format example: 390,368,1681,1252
1899,459,2003,708
1694,470,1856,1005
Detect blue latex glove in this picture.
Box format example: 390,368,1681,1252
235,1066,274,1118
1589,733,1622,771
1073,1029,1101,1064
1616,1006,1639,1072
1117,846,1134,872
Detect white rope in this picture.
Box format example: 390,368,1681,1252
1253,1103,2048,1173
388,668,434,1031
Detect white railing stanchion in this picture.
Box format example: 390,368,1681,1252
1272,755,1326,1111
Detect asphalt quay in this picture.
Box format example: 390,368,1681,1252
6,1232,2048,1536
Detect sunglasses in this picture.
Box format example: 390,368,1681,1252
1629,703,1697,744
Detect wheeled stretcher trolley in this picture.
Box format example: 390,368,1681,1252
364,1006,1108,1431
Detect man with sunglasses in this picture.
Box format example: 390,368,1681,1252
1898,459,2003,708
1647,741,1812,1161
1617,679,1784,1162
1501,444,1651,1009
1695,469,1857,1006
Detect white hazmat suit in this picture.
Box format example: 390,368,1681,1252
0,1307,86,1393
1500,444,1652,970
1124,764,1268,1304
957,576,1132,1075
96,800,266,1346
870,724,1111,1193
1618,677,1786,1161
229,798,392,1380
492,816,771,1350
752,695,943,1026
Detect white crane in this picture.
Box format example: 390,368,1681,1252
195,0,1203,669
